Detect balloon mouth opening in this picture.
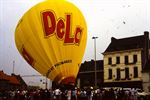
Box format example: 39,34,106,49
60,76,75,85
54,76,75,85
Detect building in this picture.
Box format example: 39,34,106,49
52,60,104,89
12,73,27,89
0,70,27,91
103,31,150,89
142,59,150,92
51,31,150,91
77,60,103,88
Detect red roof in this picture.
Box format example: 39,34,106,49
0,71,20,85
8,76,20,85
0,71,8,80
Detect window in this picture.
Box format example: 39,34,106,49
125,68,129,79
133,55,137,63
116,56,120,64
125,56,128,64
108,69,112,79
108,57,112,65
134,67,138,78
116,68,120,80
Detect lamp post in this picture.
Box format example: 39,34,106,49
92,36,98,87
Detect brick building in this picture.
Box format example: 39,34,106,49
0,70,27,91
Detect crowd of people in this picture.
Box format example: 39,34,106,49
0,88,150,100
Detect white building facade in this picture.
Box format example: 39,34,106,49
103,31,150,90
104,49,142,83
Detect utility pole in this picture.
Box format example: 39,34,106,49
13,61,15,74
45,76,48,89
92,36,98,87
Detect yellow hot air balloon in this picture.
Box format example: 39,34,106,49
15,0,87,85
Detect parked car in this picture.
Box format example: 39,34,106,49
137,89,149,96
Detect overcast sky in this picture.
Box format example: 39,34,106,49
0,0,150,86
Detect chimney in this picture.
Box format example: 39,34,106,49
111,37,117,42
144,31,149,36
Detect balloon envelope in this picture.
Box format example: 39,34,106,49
15,0,87,85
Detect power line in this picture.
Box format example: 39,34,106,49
21,75,43,77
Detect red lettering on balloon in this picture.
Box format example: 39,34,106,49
64,15,74,44
22,47,34,66
41,10,83,45
75,27,82,44
42,11,56,37
57,18,65,39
